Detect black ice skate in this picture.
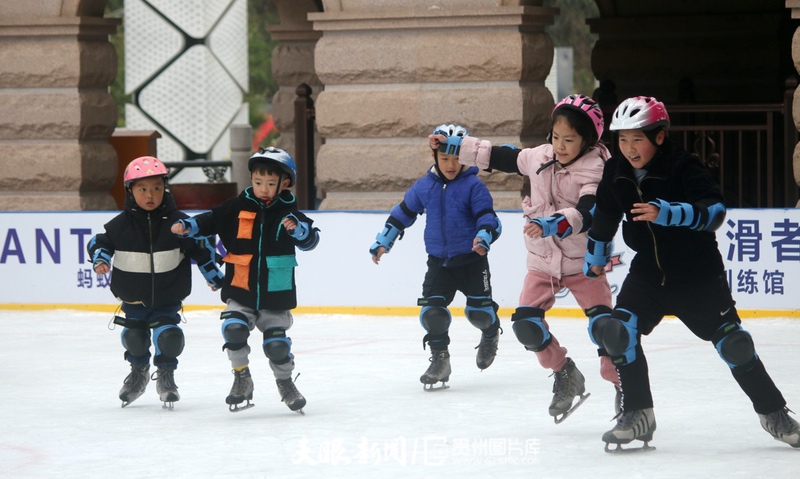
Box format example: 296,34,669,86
226,367,254,412
759,407,800,448
119,364,150,408
153,367,179,409
549,358,590,424
475,329,500,370
603,408,657,453
420,349,451,391
276,376,306,414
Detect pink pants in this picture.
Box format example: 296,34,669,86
518,269,619,387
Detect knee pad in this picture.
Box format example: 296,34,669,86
511,306,550,352
585,305,613,349
154,324,185,359
121,328,151,357
602,308,639,366
712,322,757,371
221,312,250,351
263,328,292,364
465,296,498,331
418,296,451,349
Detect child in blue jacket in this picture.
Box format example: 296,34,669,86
370,124,502,390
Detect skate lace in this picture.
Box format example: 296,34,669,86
277,374,301,401
124,365,149,388
550,365,575,400
767,407,799,435
152,368,177,391
231,368,252,394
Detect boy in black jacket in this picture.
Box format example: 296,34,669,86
88,156,224,409
172,147,319,413
584,96,799,451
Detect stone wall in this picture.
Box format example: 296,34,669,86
0,1,119,211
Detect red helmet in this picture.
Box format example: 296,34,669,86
123,156,168,188
553,94,604,145
610,96,670,131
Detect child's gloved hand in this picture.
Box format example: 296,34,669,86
92,248,112,274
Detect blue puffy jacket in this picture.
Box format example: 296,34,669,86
388,165,500,265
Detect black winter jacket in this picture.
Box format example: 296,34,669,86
189,188,318,311
590,139,726,286
88,192,216,307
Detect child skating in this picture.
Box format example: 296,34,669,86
172,147,320,413
431,94,618,422
371,124,503,390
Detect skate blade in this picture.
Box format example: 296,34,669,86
553,392,591,424
422,381,450,392
162,401,175,410
228,401,255,413
604,441,656,453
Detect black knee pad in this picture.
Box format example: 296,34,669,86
511,306,550,351
419,303,451,336
465,297,498,331
121,328,151,357
585,305,613,348
154,325,185,359
263,328,292,364
713,322,757,370
221,313,250,351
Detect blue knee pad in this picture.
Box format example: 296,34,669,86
418,296,451,349
603,308,639,366
221,313,250,351
511,306,550,352
585,305,613,349
712,322,758,371
121,327,151,358
263,328,292,364
465,296,498,331
154,324,185,359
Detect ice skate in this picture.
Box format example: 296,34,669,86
759,407,800,448
152,367,179,409
276,376,306,414
420,349,451,391
226,367,254,412
475,329,500,370
119,364,150,408
549,358,590,423
603,408,657,453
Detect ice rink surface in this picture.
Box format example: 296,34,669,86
2,309,799,478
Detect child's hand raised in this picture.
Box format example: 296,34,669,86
428,134,447,150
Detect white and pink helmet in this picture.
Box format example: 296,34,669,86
552,94,604,145
123,156,169,189
610,96,670,131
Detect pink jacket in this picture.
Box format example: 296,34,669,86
459,137,610,278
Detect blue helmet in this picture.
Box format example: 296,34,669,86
248,147,297,187
432,124,469,156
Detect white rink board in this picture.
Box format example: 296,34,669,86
0,209,799,311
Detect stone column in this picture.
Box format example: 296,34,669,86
269,0,323,160
309,1,557,210
0,3,119,210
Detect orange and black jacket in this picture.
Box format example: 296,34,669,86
185,187,319,310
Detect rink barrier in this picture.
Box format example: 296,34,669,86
0,303,797,319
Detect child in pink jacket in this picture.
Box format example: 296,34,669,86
430,95,618,423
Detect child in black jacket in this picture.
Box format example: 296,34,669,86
88,156,223,409
585,96,799,451
172,147,319,413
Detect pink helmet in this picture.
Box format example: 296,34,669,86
123,156,169,188
610,96,670,131
552,94,604,145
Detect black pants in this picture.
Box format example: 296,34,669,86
421,254,492,302
613,272,785,415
